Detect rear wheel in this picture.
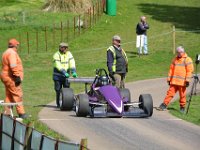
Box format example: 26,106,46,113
59,88,74,111
139,94,153,117
120,88,131,111
76,94,89,117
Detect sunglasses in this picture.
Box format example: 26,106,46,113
61,46,68,49
115,40,121,43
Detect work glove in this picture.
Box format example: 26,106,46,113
185,81,189,87
72,72,78,78
14,76,21,86
65,72,70,78
167,81,170,86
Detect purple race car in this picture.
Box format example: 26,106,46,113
59,68,153,118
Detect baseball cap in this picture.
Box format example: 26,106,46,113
59,42,68,47
8,38,20,47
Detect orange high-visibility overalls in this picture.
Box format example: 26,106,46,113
163,53,194,108
0,48,25,115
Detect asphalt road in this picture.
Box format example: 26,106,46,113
39,78,200,150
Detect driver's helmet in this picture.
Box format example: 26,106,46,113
98,76,109,86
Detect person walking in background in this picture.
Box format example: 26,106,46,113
0,39,29,119
107,35,128,88
157,46,194,113
53,42,77,108
136,16,149,55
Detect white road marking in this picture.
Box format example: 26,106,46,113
155,118,183,121
166,118,182,121
39,118,70,121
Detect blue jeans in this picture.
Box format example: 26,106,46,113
137,35,148,54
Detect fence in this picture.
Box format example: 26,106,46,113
0,114,88,150
0,0,104,54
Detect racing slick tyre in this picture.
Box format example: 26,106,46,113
76,94,89,117
59,88,74,111
139,94,153,117
120,88,131,111
120,88,131,102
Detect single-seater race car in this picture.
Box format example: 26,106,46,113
59,68,153,118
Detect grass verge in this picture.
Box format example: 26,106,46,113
169,94,200,126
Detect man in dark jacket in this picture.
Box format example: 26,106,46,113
107,35,128,88
136,16,149,55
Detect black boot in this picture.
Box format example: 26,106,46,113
19,113,31,119
56,92,60,108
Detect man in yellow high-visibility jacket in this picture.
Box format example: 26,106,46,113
107,35,128,88
157,46,194,113
53,42,77,107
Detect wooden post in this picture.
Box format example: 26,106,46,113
89,7,92,28
80,139,87,150
97,2,99,21
87,8,90,29
36,31,39,52
102,0,104,14
45,26,47,52
18,32,21,53
78,15,81,35
93,5,95,25
26,32,30,54
83,14,86,33
74,16,76,38
53,23,55,49
173,25,176,54
61,21,63,42
24,126,33,149
67,20,69,41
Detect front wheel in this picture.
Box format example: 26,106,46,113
139,94,153,117
120,88,131,111
76,94,89,117
120,88,131,102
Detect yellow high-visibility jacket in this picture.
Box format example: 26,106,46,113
53,50,76,80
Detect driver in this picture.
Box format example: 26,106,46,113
53,42,78,108
97,76,109,87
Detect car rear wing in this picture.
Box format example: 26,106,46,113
68,77,95,84
68,77,95,93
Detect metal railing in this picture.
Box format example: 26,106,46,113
0,114,88,150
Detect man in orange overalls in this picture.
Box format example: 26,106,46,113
0,39,28,118
157,46,194,113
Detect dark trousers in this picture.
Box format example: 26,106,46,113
54,79,70,106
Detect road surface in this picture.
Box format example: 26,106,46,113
39,78,200,150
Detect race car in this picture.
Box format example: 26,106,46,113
59,68,153,118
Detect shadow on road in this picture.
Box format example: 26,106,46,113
34,104,56,108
